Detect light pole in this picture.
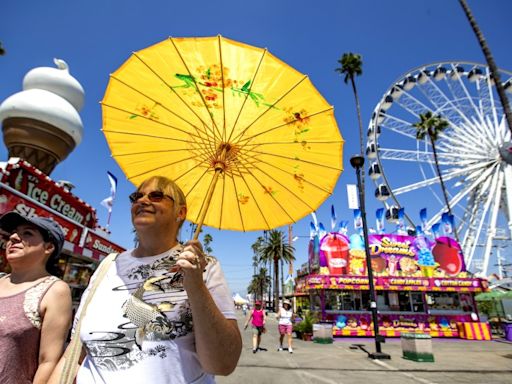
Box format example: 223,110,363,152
350,154,391,360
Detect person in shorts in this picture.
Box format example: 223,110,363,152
244,300,266,353
276,299,294,353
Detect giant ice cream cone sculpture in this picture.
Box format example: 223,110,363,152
0,59,84,175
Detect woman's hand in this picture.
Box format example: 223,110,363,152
175,240,207,289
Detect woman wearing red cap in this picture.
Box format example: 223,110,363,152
0,211,72,384
244,300,266,353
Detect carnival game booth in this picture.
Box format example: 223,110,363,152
295,231,489,338
0,159,125,306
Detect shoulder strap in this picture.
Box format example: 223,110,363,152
60,252,118,384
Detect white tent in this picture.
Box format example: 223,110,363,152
233,293,249,305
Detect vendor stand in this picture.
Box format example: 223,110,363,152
294,231,488,338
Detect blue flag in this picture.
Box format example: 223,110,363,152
331,205,337,231
376,208,385,234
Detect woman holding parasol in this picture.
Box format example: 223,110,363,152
50,176,241,383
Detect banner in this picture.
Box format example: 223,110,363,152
397,208,406,235
353,209,362,235
442,212,453,235
419,208,428,232
330,205,337,231
376,208,384,234
306,274,485,292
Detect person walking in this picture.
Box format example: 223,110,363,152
0,211,72,384
244,300,266,353
276,299,294,353
50,175,242,384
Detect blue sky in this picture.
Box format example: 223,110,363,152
1,0,511,294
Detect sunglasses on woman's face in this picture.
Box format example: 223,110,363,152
128,191,174,204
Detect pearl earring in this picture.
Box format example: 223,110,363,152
176,217,181,223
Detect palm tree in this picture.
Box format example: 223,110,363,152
188,222,197,240
251,233,272,304
203,233,213,254
414,112,459,241
263,230,273,308
335,53,365,194
258,229,295,312
247,267,271,301
458,0,512,136
251,236,264,275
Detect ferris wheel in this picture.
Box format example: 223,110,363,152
367,61,512,278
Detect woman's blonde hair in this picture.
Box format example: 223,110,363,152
137,176,187,229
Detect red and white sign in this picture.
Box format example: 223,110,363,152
0,187,84,244
84,230,125,259
0,159,125,266
1,160,97,228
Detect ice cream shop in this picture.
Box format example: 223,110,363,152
294,215,489,338
0,59,125,308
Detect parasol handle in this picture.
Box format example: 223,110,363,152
193,168,222,240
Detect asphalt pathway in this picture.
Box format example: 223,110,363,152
217,310,512,384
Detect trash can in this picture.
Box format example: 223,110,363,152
313,322,333,344
504,324,512,341
401,333,434,362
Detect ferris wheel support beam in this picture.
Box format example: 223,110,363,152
426,163,498,228
445,67,476,118
393,161,492,195
419,71,476,129
440,115,498,158
481,169,504,276
463,166,499,267
380,116,418,139
503,164,512,238
395,90,432,120
461,191,480,262
379,148,465,164
464,169,500,269
476,75,494,126
485,70,501,130
498,117,511,142
463,167,499,268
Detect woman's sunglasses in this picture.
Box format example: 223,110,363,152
128,191,174,204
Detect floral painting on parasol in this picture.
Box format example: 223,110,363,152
102,36,344,236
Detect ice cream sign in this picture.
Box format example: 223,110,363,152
1,161,97,228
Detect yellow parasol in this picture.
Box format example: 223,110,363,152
102,36,343,237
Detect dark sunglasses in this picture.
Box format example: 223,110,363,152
128,191,174,204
